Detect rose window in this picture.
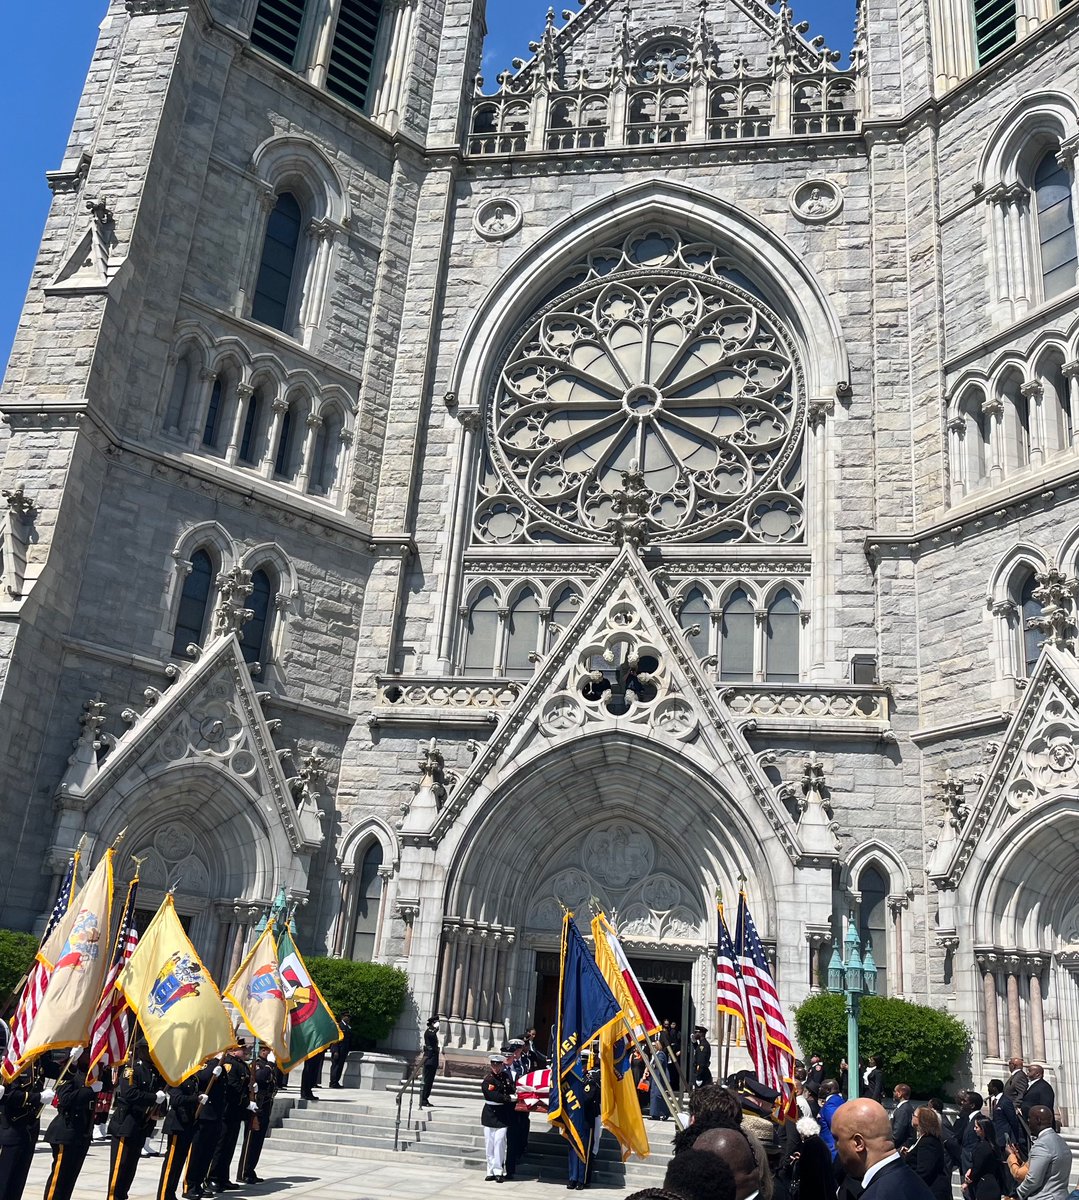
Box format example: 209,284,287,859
478,227,805,546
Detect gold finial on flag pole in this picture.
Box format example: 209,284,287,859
130,853,146,881
111,827,129,849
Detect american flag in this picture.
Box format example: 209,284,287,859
735,891,794,1100
88,875,140,1075
1,854,79,1081
716,901,754,1059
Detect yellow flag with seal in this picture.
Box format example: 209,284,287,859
224,925,290,1061
118,894,234,1085
18,849,114,1066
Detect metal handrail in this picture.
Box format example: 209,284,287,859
393,1060,424,1151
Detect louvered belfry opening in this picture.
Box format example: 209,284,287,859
250,0,307,68
326,0,384,111
973,0,1018,65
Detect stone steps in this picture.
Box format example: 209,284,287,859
274,1091,669,1185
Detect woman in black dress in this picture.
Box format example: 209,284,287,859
966,1115,1006,1200
905,1105,952,1200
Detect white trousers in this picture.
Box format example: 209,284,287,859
484,1126,508,1176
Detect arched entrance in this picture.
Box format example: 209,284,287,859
434,731,785,1053
971,802,1079,1121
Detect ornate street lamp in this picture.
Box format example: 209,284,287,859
826,913,877,1099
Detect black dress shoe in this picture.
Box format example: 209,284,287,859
182,1191,203,1199
216,1183,240,1192
485,1175,495,1182
241,1176,262,1184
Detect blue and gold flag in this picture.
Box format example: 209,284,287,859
547,914,622,1162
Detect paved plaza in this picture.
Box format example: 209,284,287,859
22,1140,637,1200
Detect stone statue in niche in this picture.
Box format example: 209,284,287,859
790,179,842,223
474,197,523,241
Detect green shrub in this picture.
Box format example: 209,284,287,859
0,929,39,1011
307,957,409,1046
794,992,971,1097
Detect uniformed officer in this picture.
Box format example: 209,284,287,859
691,1025,713,1087
567,1066,600,1191
42,1047,102,1200
504,1040,530,1180
207,1043,250,1190
157,1073,199,1200
183,1054,225,1198
237,1045,277,1184
107,1048,165,1200
0,1059,57,1200
480,1051,516,1182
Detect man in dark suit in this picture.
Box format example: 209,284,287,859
832,1097,936,1198
1003,1056,1029,1104
1023,1065,1055,1114
889,1083,916,1149
805,1054,825,1092
329,1012,353,1088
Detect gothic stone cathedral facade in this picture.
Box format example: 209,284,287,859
5,0,1079,1106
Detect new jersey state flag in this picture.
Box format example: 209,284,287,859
225,925,290,1061
276,928,341,1071
119,894,234,1085
17,849,114,1066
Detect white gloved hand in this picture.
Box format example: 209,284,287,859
212,1066,223,1077
156,1091,167,1104
248,1101,258,1112
0,1085,5,1100
198,1093,210,1104
91,1081,103,1094
39,1088,56,1105
267,1053,275,1064
68,1045,84,1061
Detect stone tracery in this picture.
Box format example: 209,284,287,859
476,226,806,547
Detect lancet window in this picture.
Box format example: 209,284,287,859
172,548,216,657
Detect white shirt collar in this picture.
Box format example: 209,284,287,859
862,1151,901,1189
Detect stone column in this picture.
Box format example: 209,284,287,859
451,931,471,1044
947,415,967,498
1005,186,1031,317
464,926,485,1047
982,398,1005,486
807,398,834,679
331,862,356,956
1063,360,1079,448
261,398,290,478
1028,955,1047,1064
367,0,416,131
1058,136,1079,246
235,183,278,319
297,414,322,490
333,428,353,505
298,220,337,346
805,924,832,993
437,925,457,1018
977,951,1001,1060
988,191,1012,320
479,930,500,1049
1005,955,1024,1060
226,382,254,465
372,865,393,961
493,932,514,1040
188,369,219,450
889,897,907,997
1021,379,1046,465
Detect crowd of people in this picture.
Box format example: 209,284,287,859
624,1053,1074,1200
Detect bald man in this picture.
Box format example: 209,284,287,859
1010,1105,1072,1199
831,1098,936,1199
688,1125,768,1200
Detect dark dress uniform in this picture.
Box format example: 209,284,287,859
208,1054,249,1189
0,1061,56,1200
567,1072,600,1189
107,1057,163,1200
329,1018,352,1087
237,1058,277,1183
183,1061,224,1198
156,1076,199,1200
42,1066,101,1200
692,1031,712,1087
419,1024,439,1107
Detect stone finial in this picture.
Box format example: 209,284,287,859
941,769,968,832
212,566,254,638
56,695,114,801
1027,562,1079,654
3,485,36,521
801,750,826,798
606,460,652,549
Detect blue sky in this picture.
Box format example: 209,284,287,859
0,0,855,373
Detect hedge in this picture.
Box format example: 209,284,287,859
793,991,971,1098
0,929,39,1011
306,957,409,1046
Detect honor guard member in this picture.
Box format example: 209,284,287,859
183,1054,225,1199
419,1017,440,1109
567,1065,600,1191
107,1047,165,1200
42,1047,102,1200
207,1043,250,1191
504,1040,530,1180
157,1074,199,1200
691,1026,713,1088
0,1058,57,1200
237,1045,277,1184
329,1012,352,1088
481,1051,516,1182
